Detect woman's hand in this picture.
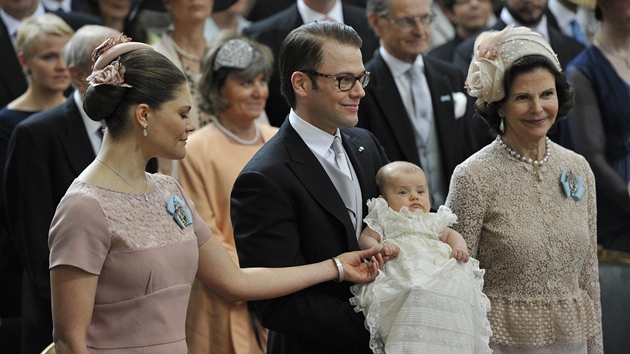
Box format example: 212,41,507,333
337,248,383,283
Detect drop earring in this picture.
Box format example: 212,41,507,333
143,124,148,137
498,113,505,133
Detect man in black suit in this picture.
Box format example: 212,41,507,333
359,0,480,208
3,25,118,354
242,0,379,127
231,21,389,354
0,0,101,108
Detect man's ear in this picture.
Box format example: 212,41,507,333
68,65,85,92
292,71,310,99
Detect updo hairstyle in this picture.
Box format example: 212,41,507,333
83,49,187,138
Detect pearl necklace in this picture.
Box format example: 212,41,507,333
213,118,261,145
497,136,551,167
96,158,149,201
170,34,202,62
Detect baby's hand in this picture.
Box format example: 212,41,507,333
450,247,469,263
380,243,400,262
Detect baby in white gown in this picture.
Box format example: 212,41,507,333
350,161,492,354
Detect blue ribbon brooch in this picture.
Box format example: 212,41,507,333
560,169,583,201
167,195,193,229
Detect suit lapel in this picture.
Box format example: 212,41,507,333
369,56,421,164
0,20,28,102
342,131,370,210
281,123,358,246
424,57,456,141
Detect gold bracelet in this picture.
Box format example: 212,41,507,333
332,257,344,283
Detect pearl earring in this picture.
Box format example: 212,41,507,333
499,118,505,133
143,124,148,137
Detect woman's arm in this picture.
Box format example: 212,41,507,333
50,265,98,354
195,234,381,302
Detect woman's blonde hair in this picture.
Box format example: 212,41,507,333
16,13,74,58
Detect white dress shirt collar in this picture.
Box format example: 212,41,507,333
548,0,576,36
41,0,72,13
500,7,550,43
289,109,341,158
379,46,425,78
297,0,344,23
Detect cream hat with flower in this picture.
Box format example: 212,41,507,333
465,25,561,104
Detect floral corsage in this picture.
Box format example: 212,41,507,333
167,195,193,229
560,169,583,201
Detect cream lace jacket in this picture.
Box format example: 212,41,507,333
446,140,603,353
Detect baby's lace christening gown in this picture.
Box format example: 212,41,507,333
350,198,492,354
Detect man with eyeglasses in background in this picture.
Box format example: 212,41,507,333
231,20,389,354
359,0,479,209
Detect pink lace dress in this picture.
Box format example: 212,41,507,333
350,198,492,354
49,174,211,353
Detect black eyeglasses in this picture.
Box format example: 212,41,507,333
383,13,435,32
299,70,371,91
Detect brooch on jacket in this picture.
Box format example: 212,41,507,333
167,195,193,229
560,169,583,201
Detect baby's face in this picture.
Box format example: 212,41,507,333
381,170,431,213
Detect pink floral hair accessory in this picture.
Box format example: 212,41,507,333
86,58,132,88
91,34,153,70
465,25,561,104
87,33,154,88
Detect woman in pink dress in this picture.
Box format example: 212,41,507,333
48,34,381,354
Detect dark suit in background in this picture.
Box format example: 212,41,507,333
360,0,483,207
0,19,28,109
358,54,481,197
242,3,379,127
4,99,95,353
4,97,157,353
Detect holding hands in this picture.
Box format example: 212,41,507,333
380,243,400,262
336,248,384,283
